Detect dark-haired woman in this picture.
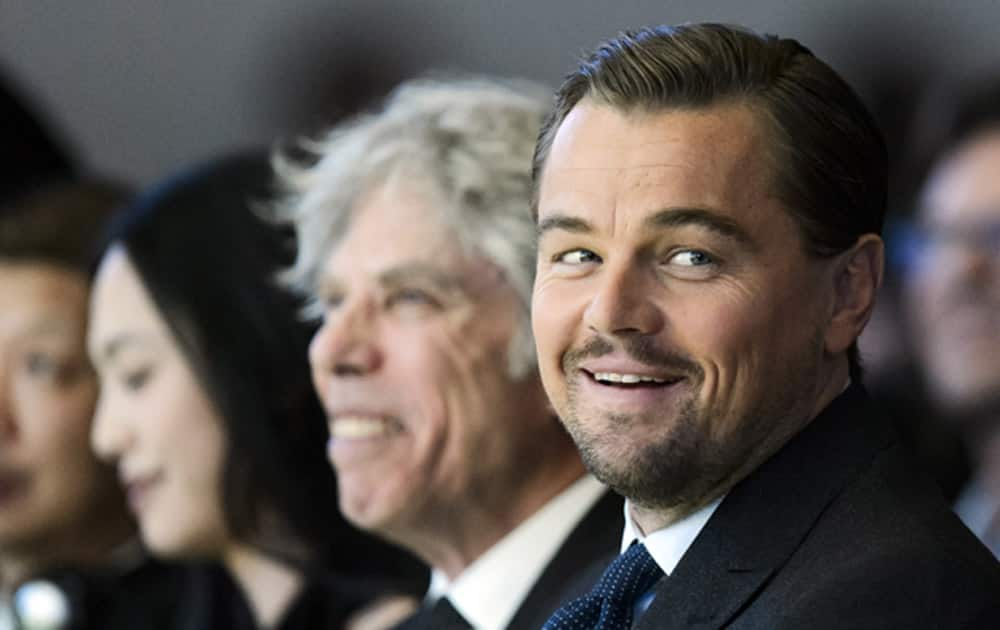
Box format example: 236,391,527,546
87,153,426,630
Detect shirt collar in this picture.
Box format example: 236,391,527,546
620,497,722,576
427,475,608,630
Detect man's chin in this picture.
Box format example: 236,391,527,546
338,486,415,538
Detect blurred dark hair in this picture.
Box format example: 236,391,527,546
1,71,75,203
899,80,1000,213
0,178,129,274
533,23,888,383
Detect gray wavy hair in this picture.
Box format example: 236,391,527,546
271,77,551,378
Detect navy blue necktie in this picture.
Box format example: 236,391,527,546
543,542,664,629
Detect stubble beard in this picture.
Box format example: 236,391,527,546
559,331,825,515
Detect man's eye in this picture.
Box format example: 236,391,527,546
386,288,439,309
24,352,59,378
555,249,602,265
320,293,344,310
668,250,715,267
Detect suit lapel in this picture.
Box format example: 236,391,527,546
506,489,623,630
636,385,895,630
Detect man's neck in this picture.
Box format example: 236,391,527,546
0,502,135,596
631,366,850,535
402,453,587,581
0,520,135,595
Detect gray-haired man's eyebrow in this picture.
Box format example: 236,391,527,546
536,214,594,238
378,265,467,294
646,207,757,250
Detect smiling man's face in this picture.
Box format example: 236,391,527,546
308,181,558,543
532,101,838,515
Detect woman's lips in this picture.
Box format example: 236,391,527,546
123,473,163,515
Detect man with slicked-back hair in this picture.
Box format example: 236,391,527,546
532,23,1000,629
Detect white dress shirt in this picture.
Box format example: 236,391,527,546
955,477,1000,558
621,497,722,621
426,475,609,630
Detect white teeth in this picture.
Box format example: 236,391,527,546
331,417,389,439
592,372,668,384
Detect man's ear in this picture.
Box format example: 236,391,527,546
824,234,885,355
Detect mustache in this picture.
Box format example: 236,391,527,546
562,335,703,379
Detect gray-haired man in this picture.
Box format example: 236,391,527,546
276,78,622,630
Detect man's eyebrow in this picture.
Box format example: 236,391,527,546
646,207,756,249
537,214,593,238
378,264,466,293
20,318,75,339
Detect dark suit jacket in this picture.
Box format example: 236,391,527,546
173,564,371,630
634,384,1000,629
396,487,623,630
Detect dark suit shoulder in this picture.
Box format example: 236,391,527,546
636,387,1000,630
742,443,1000,629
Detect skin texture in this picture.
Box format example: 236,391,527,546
0,262,130,587
308,181,584,578
532,101,882,533
905,128,1000,417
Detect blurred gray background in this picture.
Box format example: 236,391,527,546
3,0,998,185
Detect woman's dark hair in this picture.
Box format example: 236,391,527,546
96,152,425,589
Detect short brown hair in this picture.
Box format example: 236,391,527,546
0,179,129,274
532,23,888,381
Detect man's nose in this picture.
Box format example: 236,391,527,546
309,297,384,378
582,262,665,337
0,361,17,443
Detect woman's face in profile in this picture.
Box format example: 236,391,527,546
87,246,229,558
0,261,119,557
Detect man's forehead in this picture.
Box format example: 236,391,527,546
537,101,775,232
545,100,763,170
318,245,499,292
921,131,1000,225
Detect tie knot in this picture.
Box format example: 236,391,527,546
594,542,664,607
542,542,664,629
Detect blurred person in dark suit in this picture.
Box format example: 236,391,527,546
901,81,1000,558
87,153,426,630
273,78,623,630
0,180,183,630
531,24,1000,629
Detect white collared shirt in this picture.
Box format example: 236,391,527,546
620,497,722,574
955,478,1000,558
426,475,609,630
621,496,722,622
